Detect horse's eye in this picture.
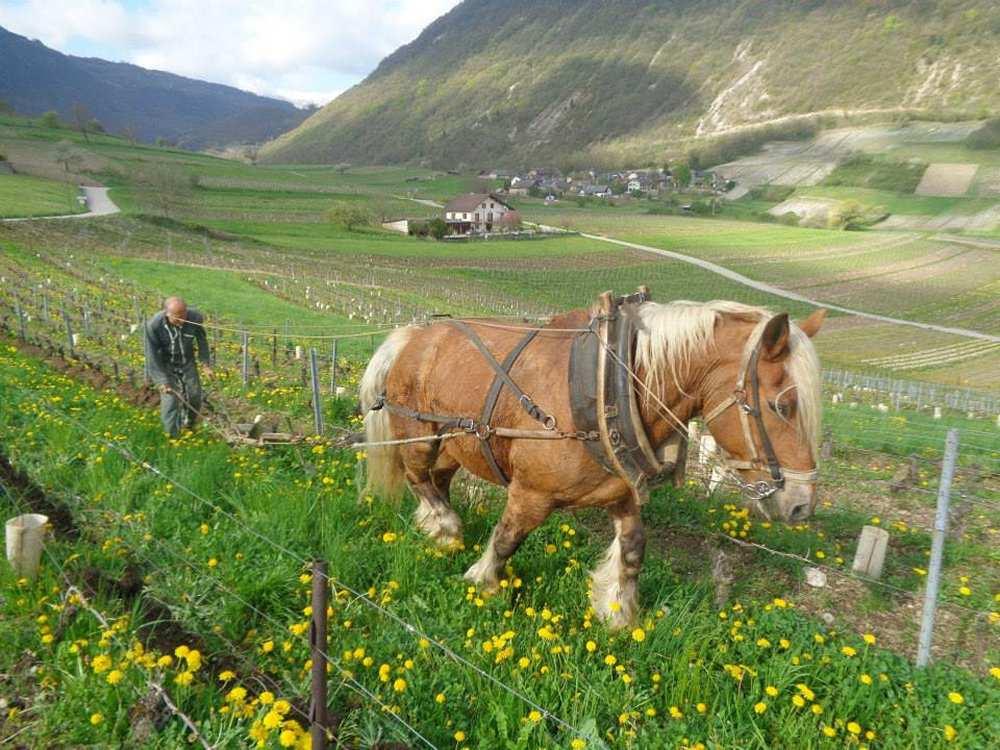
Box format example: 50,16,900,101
768,400,791,419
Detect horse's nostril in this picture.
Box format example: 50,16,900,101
788,503,810,521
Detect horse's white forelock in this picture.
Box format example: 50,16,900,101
634,300,821,458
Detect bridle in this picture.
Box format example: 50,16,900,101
701,321,818,506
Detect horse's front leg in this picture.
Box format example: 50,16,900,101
464,484,551,593
591,495,646,629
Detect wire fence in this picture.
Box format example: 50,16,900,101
0,249,998,743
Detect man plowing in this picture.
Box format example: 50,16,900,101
143,296,212,437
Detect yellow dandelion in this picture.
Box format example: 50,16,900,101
90,712,104,726
528,710,542,723
631,628,645,643
106,670,124,685
454,730,466,742
765,686,778,697
753,702,767,715
847,721,861,735
603,654,617,666
944,725,957,742
279,730,297,748
863,633,876,645
947,691,964,705
822,725,836,737
841,646,857,657
571,740,587,750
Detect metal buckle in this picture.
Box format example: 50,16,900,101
542,415,557,431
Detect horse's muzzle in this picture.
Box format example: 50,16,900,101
770,478,817,523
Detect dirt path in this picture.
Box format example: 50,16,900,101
1,186,120,222
577,232,1000,343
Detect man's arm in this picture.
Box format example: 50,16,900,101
143,319,170,386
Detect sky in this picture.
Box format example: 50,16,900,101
0,0,462,107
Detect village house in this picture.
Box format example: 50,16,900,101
443,193,514,234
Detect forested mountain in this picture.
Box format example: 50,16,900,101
0,26,311,149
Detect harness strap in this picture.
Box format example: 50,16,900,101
445,320,555,429
478,328,541,486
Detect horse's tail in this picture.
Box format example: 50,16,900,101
358,326,415,501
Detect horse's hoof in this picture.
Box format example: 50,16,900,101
462,566,500,594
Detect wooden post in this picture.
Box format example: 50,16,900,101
309,348,324,435
851,526,890,578
916,428,959,667
271,328,278,367
42,292,49,322
309,561,329,750
329,340,338,396
241,331,250,388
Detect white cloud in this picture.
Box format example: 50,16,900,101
0,0,460,106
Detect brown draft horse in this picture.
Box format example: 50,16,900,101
359,299,826,627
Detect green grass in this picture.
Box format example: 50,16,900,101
1,342,997,749
822,154,928,194
791,186,996,216
0,173,83,218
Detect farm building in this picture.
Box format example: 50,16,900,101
443,193,513,234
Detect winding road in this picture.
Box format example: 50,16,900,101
1,185,120,222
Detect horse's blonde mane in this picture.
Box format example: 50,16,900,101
633,300,821,458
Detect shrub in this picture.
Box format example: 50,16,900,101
327,202,374,231
966,119,1000,150
407,220,429,237
427,217,449,240
40,111,61,128
747,185,795,203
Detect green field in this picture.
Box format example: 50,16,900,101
0,172,83,218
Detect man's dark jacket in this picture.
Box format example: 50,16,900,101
143,309,210,386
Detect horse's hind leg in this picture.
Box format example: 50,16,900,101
403,440,463,546
591,496,646,629
465,484,551,592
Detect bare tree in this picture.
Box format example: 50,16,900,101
54,140,83,173
121,124,138,145
71,103,94,142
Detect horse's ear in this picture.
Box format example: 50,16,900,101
797,308,827,338
761,313,790,361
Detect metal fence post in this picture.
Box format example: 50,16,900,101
241,330,250,388
63,308,75,357
329,340,338,396
14,299,26,341
309,347,324,435
309,561,329,750
916,428,959,667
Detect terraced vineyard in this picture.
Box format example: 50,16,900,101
1,117,998,748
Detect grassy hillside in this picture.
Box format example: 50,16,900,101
262,0,1000,167
0,172,83,218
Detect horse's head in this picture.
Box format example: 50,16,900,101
700,308,826,523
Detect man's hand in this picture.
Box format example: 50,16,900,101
159,383,172,394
